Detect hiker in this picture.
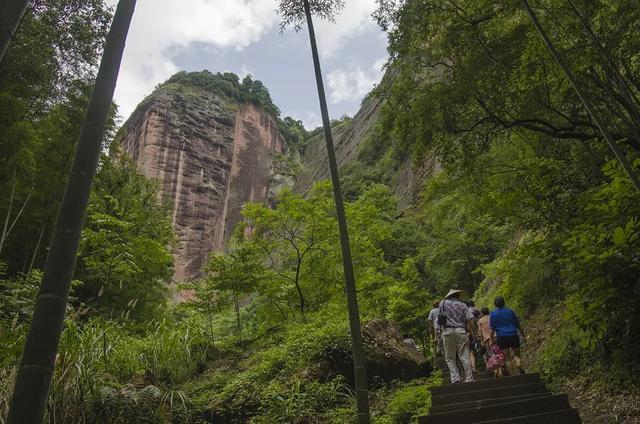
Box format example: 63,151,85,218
465,300,481,374
439,289,476,383
403,334,420,351
490,296,526,376
427,300,441,355
477,307,491,349
478,307,503,377
467,300,481,318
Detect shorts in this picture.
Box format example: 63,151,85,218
496,335,520,349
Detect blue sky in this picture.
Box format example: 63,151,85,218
111,0,388,129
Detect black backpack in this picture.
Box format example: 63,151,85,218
437,300,448,327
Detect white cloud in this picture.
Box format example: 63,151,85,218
110,0,278,119
327,57,385,103
302,112,322,129
107,0,381,121
238,64,253,80
314,0,379,58
289,111,322,130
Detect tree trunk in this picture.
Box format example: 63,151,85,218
0,171,16,257
27,218,48,274
234,291,241,334
7,1,137,422
294,256,305,315
0,173,32,257
0,0,29,63
271,297,288,323
302,1,370,422
521,0,640,193
207,311,215,348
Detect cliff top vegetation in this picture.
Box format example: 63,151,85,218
160,70,310,153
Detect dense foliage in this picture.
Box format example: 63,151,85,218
164,71,281,119
0,4,178,420
368,0,640,404
0,181,434,423
73,152,174,320
0,0,114,276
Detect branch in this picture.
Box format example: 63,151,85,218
475,97,598,140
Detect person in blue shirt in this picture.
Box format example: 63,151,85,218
490,296,526,375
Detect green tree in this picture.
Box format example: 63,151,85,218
278,116,309,152
0,0,112,115
8,1,137,421
0,0,114,275
243,188,336,317
376,0,640,169
561,158,640,374
205,244,265,333
73,152,174,320
520,0,640,191
182,279,228,346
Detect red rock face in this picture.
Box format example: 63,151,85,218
120,88,284,288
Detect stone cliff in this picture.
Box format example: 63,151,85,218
293,94,382,194
294,83,439,208
119,85,284,285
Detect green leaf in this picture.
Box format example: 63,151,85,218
612,227,626,245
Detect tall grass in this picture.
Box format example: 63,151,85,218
0,314,214,423
138,318,210,384
0,367,17,424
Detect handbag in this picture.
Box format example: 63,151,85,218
486,344,505,371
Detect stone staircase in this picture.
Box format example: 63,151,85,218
418,357,582,423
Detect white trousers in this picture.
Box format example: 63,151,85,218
442,327,473,383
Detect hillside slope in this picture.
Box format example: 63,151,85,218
294,83,439,209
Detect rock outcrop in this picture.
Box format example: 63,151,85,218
316,319,429,387
119,85,284,286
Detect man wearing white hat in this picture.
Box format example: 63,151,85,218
438,289,476,383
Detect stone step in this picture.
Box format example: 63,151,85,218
478,408,582,423
430,393,550,415
442,371,496,385
418,394,571,424
432,374,541,396
431,383,550,406
438,370,488,381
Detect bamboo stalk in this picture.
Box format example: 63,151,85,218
0,0,29,63
302,1,370,422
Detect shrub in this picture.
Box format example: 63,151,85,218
386,385,430,423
